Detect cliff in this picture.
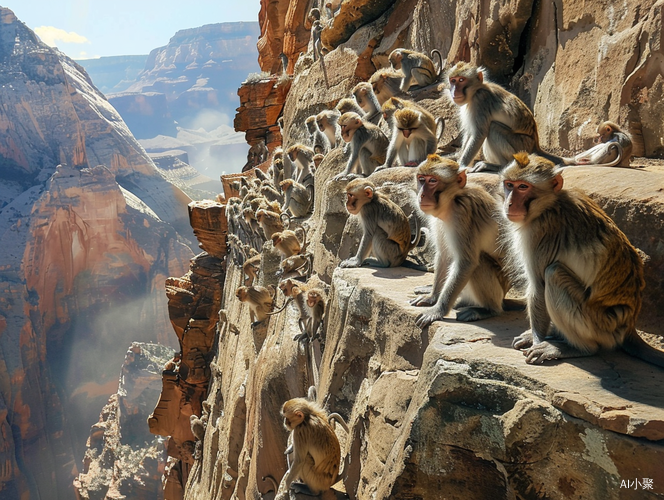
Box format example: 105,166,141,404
0,8,194,499
149,1,664,499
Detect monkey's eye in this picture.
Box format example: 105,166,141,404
458,77,465,83
504,182,514,190
427,178,437,185
417,176,426,184
517,184,529,191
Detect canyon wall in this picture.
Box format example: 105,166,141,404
0,8,195,499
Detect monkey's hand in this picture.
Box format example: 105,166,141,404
409,294,436,307
512,330,533,349
415,306,447,328
523,341,564,364
339,257,362,268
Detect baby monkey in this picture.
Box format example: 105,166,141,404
340,179,420,268
563,120,634,168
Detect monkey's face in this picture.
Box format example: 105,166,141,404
417,175,442,213
307,293,321,308
345,187,372,214
390,51,403,70
449,75,470,105
340,122,353,142
595,125,613,144
283,409,304,431
236,288,247,301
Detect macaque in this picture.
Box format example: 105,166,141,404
410,154,510,328
351,82,383,124
272,228,307,258
502,153,664,367
256,208,284,240
190,414,206,442
563,121,634,168
287,143,315,187
274,398,341,500
380,105,438,169
311,19,325,63
305,115,331,155
340,179,420,268
447,62,562,172
271,148,285,188
242,248,261,286
303,288,326,340
260,183,284,205
236,285,275,325
281,179,313,218
370,68,406,105
389,48,443,92
335,97,365,117
334,112,389,180
280,254,311,277
316,110,342,148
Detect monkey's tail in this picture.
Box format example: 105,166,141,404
328,412,350,433
262,475,279,493
266,297,293,316
409,214,422,248
621,331,664,369
431,49,444,77
435,117,445,143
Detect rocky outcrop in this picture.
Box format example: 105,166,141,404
74,342,173,500
0,8,194,498
147,201,228,497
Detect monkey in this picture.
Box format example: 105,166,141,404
389,48,443,92
334,112,389,181
310,18,324,62
304,288,326,340
563,120,634,168
351,82,383,124
335,97,365,117
281,179,313,218
379,105,438,169
340,179,421,268
256,208,284,240
501,153,664,367
272,228,307,258
282,143,297,181
236,285,275,325
287,144,315,187
447,62,562,172
242,248,261,286
305,115,331,155
280,253,312,277
370,68,406,105
380,97,445,144
260,183,284,205
409,154,512,328
274,398,341,500
190,414,206,442
313,153,325,169
254,166,269,182
316,110,343,149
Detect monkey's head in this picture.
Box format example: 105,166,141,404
502,152,563,224
336,98,358,115
305,115,318,133
416,154,466,218
338,112,363,142
448,62,483,106
395,108,420,138
345,179,376,215
308,7,321,22
307,290,324,308
313,153,324,168
389,49,403,70
236,286,248,301
281,398,311,430
271,232,283,246
280,179,294,192
352,83,371,107
286,145,299,162
278,278,294,296
596,121,619,144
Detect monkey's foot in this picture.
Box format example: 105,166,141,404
339,257,361,268
415,307,447,328
523,341,566,364
409,294,436,307
512,330,533,349
413,284,433,295
456,306,496,322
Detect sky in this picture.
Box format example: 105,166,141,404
5,0,261,59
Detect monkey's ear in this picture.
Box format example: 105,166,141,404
364,187,374,198
513,152,530,167
552,173,564,193
457,169,467,188
477,71,484,83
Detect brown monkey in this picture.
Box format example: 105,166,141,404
256,208,284,240
370,68,406,105
389,48,443,92
281,179,313,218
351,82,383,124
305,115,331,155
242,248,261,286
563,121,634,168
274,398,341,500
340,179,420,268
271,148,285,188
448,62,561,172
235,285,275,325
380,106,438,169
334,112,389,180
410,154,511,327
335,97,365,117
280,254,311,277
502,153,664,367
287,143,315,187
190,414,206,442
304,288,326,340
272,228,307,258
316,110,342,149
